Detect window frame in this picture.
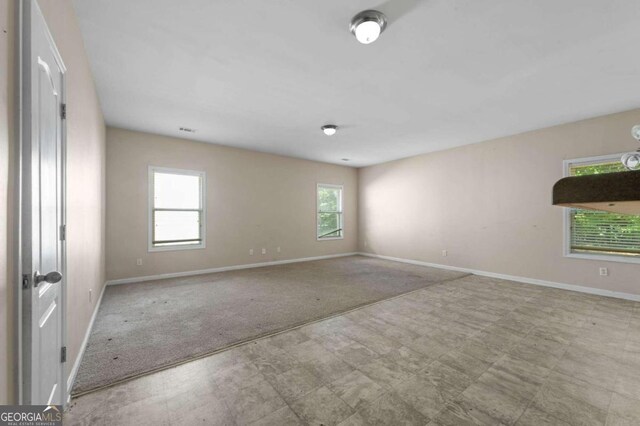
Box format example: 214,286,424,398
562,153,640,264
316,183,344,241
148,166,206,252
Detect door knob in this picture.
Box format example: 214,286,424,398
34,271,63,287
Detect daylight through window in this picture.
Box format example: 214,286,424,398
317,184,343,240
567,157,640,259
149,167,205,250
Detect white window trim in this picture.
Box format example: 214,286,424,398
317,183,344,241
562,153,640,265
148,166,206,252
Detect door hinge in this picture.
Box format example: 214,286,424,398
60,103,66,120
22,274,31,290
61,346,67,363
60,224,66,241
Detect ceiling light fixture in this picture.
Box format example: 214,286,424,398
552,123,640,215
350,10,387,44
621,124,640,170
322,124,338,136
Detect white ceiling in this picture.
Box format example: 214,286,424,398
73,0,640,167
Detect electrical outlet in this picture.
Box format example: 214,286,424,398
442,250,448,257
277,246,281,253
599,267,608,276
262,248,267,255
136,258,143,266
249,249,254,256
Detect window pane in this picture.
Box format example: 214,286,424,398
318,187,341,212
569,159,640,257
318,213,342,238
154,172,201,209
154,210,200,243
570,161,626,176
571,210,640,256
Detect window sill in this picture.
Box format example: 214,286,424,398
148,243,206,253
317,237,344,241
564,252,640,265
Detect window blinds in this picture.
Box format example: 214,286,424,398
569,160,640,257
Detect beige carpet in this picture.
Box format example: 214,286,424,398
72,255,468,394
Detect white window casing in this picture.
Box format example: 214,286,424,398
149,166,206,251
317,183,344,240
563,154,640,264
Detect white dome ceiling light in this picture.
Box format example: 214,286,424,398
321,125,338,136
350,10,387,44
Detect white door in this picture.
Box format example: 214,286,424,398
21,0,66,406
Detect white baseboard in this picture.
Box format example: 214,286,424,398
106,252,360,286
66,282,107,399
64,250,638,402
359,252,640,302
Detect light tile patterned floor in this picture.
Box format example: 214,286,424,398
65,275,640,425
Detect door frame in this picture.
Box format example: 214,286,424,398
16,0,68,406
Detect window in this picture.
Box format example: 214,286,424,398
317,184,343,240
149,166,205,251
565,155,640,262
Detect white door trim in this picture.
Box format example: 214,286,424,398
17,0,68,406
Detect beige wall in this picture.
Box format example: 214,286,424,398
0,1,634,405
0,0,16,405
106,128,358,281
0,0,106,402
359,109,640,296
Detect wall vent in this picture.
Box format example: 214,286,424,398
179,127,196,133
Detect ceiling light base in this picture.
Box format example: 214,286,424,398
350,10,387,44
321,124,338,136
